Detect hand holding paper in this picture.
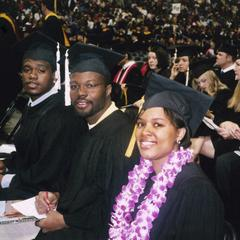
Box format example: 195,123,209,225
35,191,59,214
11,197,46,219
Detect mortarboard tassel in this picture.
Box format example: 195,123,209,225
125,96,144,158
64,49,71,106
185,67,189,86
54,42,61,91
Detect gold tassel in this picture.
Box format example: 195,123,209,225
62,29,70,47
121,85,128,106
125,96,145,158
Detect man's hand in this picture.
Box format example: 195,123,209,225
35,210,67,233
35,191,59,214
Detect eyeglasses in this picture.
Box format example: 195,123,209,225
70,82,105,92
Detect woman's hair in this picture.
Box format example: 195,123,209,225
164,108,191,148
192,70,228,96
228,81,240,112
148,46,170,70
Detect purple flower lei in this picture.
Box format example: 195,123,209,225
109,147,192,240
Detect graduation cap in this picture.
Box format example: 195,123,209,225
125,72,212,158
191,57,216,79
144,72,213,135
217,42,238,58
168,44,201,58
68,43,124,79
14,30,66,90
63,43,124,105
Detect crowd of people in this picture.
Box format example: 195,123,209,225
2,0,240,53
0,0,240,239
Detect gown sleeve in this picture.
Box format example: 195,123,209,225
10,109,86,193
173,179,224,240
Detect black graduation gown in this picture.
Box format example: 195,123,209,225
0,93,87,200
194,88,232,137
0,13,18,45
212,107,240,157
216,152,240,236
35,110,139,240
131,163,224,240
0,33,21,117
174,72,193,87
40,14,65,46
215,69,237,94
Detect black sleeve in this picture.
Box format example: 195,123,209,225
11,110,86,192
173,180,224,240
60,138,111,237
40,16,64,44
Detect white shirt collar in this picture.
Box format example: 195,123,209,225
28,86,58,107
222,64,235,73
88,101,118,129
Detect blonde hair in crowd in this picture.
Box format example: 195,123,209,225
192,70,228,97
228,81,240,112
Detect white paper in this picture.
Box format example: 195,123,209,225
0,201,5,216
0,144,16,154
203,117,220,131
11,197,46,219
0,216,40,240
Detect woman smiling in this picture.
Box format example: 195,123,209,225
109,74,224,240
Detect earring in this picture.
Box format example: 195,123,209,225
176,139,181,145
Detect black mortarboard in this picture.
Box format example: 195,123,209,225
14,31,65,72
144,72,213,135
67,43,125,83
217,43,238,58
191,57,216,79
168,44,201,58
62,43,124,106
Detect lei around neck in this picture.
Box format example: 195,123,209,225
109,147,192,240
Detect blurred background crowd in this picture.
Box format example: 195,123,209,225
2,0,240,57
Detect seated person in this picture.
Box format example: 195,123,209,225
0,31,87,200
109,73,224,239
192,58,240,159
34,43,139,240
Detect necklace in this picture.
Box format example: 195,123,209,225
109,147,192,240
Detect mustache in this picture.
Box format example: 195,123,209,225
74,96,91,103
23,80,39,85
